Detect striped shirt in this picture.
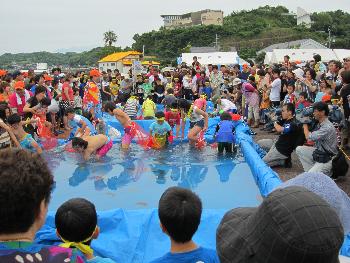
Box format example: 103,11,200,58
309,118,338,155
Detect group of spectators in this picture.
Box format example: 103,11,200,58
0,149,349,262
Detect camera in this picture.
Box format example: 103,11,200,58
296,106,314,124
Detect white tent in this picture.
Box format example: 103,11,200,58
268,49,338,64
333,49,350,61
181,52,248,66
264,52,273,65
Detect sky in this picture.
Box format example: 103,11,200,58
0,0,349,55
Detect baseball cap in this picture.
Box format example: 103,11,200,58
217,186,344,263
44,75,53,81
232,78,241,86
0,70,7,77
89,69,101,77
14,81,25,90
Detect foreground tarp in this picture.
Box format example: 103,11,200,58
37,120,349,260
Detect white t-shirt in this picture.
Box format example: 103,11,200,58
220,99,237,111
269,78,281,102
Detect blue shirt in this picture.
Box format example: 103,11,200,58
149,247,219,263
202,86,213,98
149,121,172,136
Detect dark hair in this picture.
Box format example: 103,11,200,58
170,101,178,109
305,68,316,80
257,69,266,76
55,198,97,243
52,79,59,87
41,97,51,107
0,103,9,122
341,70,350,84
287,80,295,88
158,187,202,243
299,92,308,99
167,88,174,94
248,75,255,82
35,85,47,95
284,55,290,60
177,99,192,113
313,101,329,116
7,113,21,125
272,68,281,75
147,95,153,100
34,74,43,84
220,112,232,121
0,149,53,234
72,137,88,149
283,103,295,115
64,107,75,116
104,101,116,113
331,61,342,70
155,111,165,119
212,65,218,70
313,54,321,63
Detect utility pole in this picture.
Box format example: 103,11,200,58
328,26,331,49
215,34,219,50
142,45,145,57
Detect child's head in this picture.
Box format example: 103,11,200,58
248,75,255,83
170,101,179,112
7,113,21,128
65,107,76,120
104,101,116,115
155,111,165,124
158,187,202,243
167,88,174,95
287,80,295,94
205,81,210,87
341,70,350,85
73,88,79,95
299,92,307,102
55,198,98,245
0,103,10,121
147,95,153,100
224,78,229,85
40,97,51,111
72,137,88,153
220,111,232,121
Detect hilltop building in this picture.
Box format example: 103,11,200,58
297,7,312,28
161,9,223,29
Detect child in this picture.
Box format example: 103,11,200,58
7,113,42,154
173,77,182,98
65,107,96,138
283,81,296,105
109,77,119,100
55,198,115,262
244,76,260,128
165,102,181,138
142,95,156,119
153,78,165,104
142,77,153,100
162,88,177,111
214,112,235,154
124,95,139,120
72,134,113,161
202,81,213,100
150,187,219,263
295,92,312,110
149,111,172,148
73,88,83,115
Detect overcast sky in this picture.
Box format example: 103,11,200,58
0,0,349,54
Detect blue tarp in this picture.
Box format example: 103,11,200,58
36,118,349,261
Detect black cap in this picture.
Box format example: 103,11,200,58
216,186,344,263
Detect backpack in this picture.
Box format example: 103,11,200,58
331,147,349,179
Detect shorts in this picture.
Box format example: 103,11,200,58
122,123,136,145
190,119,205,129
96,138,113,157
20,134,36,152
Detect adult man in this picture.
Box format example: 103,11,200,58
340,70,350,149
267,68,281,107
296,101,338,176
210,65,223,96
84,69,102,120
258,103,299,168
8,81,32,116
328,60,343,93
216,186,344,263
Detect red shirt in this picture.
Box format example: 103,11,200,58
165,111,180,127
61,82,74,101
8,91,33,116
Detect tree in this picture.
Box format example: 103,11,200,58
103,30,118,47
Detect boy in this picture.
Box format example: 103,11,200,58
7,113,42,154
149,111,172,148
153,78,165,104
162,88,177,111
150,187,219,263
65,107,96,138
165,102,181,138
283,80,296,105
202,81,213,100
296,92,312,110
214,112,236,154
105,102,136,150
142,77,153,100
55,198,115,262
124,95,139,120
142,95,156,119
72,134,112,161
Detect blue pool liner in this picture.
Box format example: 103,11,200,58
36,118,350,261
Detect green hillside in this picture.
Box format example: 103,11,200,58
1,5,349,69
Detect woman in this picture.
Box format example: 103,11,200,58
0,103,19,149
295,68,318,102
0,82,11,103
178,98,208,145
60,74,74,130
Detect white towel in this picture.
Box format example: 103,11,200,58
16,90,30,105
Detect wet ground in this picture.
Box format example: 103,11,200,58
252,127,350,196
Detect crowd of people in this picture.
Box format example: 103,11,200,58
0,149,349,262
1,54,350,261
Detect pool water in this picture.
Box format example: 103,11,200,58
44,143,262,211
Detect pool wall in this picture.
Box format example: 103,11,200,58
36,119,350,261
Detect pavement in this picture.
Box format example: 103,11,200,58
252,127,350,196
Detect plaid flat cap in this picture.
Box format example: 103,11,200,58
216,186,344,263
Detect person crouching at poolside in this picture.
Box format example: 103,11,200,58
104,101,135,150
72,134,112,161
178,99,208,145
7,113,42,154
214,112,236,154
55,198,115,263
149,111,172,148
